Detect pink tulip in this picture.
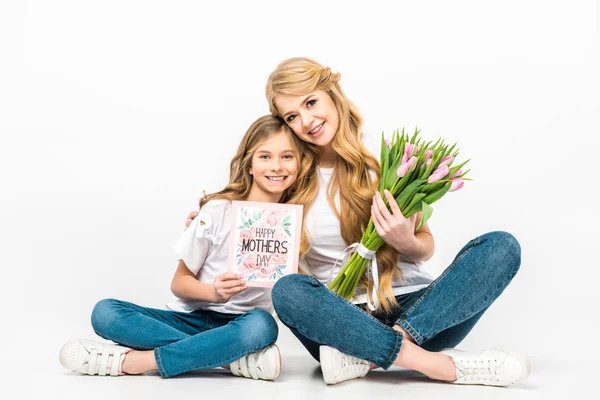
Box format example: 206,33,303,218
397,163,409,178
410,157,418,171
384,139,392,149
424,149,433,159
404,143,415,158
450,169,463,179
427,165,450,183
439,156,454,167
402,152,408,165
449,178,465,192
397,156,417,178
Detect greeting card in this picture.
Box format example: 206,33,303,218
228,201,303,287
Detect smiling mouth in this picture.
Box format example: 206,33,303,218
266,176,288,182
308,122,325,135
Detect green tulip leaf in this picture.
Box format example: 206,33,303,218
417,201,433,230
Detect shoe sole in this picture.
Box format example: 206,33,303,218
271,344,282,380
319,346,337,385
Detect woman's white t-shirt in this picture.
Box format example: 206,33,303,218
166,200,273,314
300,154,434,303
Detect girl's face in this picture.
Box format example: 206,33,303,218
274,90,339,148
248,130,299,202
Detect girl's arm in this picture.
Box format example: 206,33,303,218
171,260,247,303
171,260,218,302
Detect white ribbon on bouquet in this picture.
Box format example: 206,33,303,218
327,242,380,311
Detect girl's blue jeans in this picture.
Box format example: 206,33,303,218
272,231,521,369
90,300,278,378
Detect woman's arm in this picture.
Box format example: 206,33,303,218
185,211,198,229
171,260,247,303
403,212,435,262
371,190,435,262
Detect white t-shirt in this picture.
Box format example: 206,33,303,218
300,135,434,303
166,200,273,314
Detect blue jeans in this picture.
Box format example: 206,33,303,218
90,299,278,378
272,231,521,369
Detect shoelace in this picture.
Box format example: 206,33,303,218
341,354,370,373
87,347,123,376
455,358,500,383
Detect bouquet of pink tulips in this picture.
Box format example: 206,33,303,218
328,128,470,302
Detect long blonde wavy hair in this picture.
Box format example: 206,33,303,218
266,57,401,314
200,115,317,257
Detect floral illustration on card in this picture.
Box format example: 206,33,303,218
229,202,301,286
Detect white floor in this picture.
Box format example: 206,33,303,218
7,321,593,400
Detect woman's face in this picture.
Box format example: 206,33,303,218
274,90,339,148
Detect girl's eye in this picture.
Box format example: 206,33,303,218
286,115,297,123
283,155,294,160
307,99,316,107
259,155,269,160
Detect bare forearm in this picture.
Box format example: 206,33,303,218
398,231,435,262
171,276,217,303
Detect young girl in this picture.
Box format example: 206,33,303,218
59,115,311,380
188,58,529,387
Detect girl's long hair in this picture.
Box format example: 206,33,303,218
266,57,401,314
200,115,317,258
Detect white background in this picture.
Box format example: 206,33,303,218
1,1,598,399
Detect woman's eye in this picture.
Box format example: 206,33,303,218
307,99,316,107
286,115,296,123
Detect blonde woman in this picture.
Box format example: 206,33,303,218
187,58,529,387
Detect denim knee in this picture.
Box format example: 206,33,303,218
237,309,278,349
90,298,121,338
272,274,314,315
482,231,522,277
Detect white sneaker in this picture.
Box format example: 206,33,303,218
230,344,281,380
320,345,370,385
60,339,130,376
441,348,530,386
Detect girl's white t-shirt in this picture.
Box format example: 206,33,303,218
300,141,434,303
166,200,273,314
